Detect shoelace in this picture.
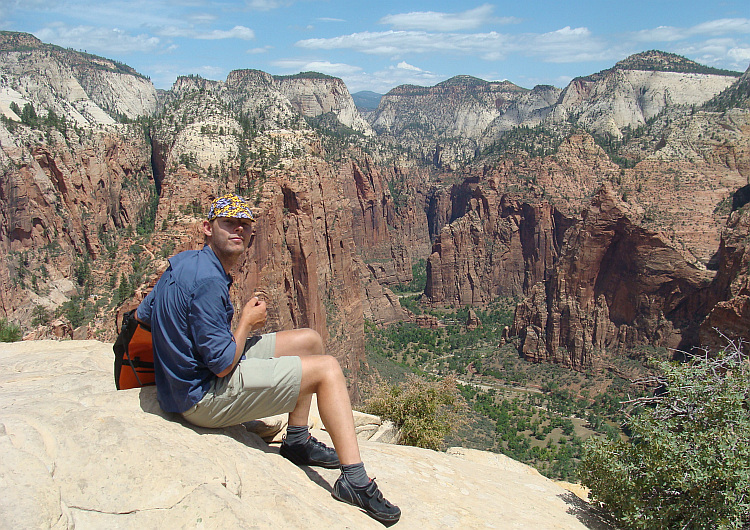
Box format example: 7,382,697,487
308,436,335,454
365,479,390,505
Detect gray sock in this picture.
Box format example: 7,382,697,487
341,462,370,488
284,425,309,446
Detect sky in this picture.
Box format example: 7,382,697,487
2,1,749,94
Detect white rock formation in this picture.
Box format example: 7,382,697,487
550,70,737,138
0,35,158,127
275,75,375,136
0,340,608,529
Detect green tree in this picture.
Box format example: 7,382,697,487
579,342,750,529
20,102,38,126
31,304,50,328
117,272,130,304
0,319,22,342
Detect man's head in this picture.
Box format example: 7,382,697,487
204,194,256,272
207,194,256,223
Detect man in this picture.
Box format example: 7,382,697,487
136,194,400,525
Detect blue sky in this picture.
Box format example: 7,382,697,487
3,1,749,93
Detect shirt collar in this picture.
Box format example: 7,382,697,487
202,244,233,286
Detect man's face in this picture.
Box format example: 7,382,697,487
204,217,255,260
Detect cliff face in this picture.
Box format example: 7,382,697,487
0,32,157,125
424,181,574,305
274,74,374,136
698,194,750,349
512,185,714,369
0,31,160,327
0,116,155,327
422,133,617,306
551,69,736,139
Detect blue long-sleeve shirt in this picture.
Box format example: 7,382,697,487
137,245,237,413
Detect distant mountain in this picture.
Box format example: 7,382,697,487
0,31,157,125
580,50,743,83
351,90,382,111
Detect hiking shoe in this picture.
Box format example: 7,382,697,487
332,475,401,525
279,435,340,468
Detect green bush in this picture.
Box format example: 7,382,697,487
363,374,468,450
0,318,22,342
579,342,750,529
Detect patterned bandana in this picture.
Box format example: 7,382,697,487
207,194,255,222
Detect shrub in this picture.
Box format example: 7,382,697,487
0,318,22,342
579,341,750,529
363,373,468,450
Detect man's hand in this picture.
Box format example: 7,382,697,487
241,295,267,331
219,294,268,378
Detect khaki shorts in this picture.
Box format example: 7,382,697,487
181,333,302,429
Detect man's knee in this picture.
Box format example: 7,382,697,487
300,354,343,386
298,328,324,356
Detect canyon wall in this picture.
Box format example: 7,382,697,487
512,185,714,369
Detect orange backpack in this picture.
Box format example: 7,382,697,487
113,310,155,389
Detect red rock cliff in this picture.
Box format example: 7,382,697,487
512,184,714,369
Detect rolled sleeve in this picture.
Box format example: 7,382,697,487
136,283,157,326
188,279,237,376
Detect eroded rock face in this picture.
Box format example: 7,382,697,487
512,184,713,369
370,76,534,168
0,32,158,126
274,74,374,136
424,180,574,306
699,199,750,349
551,69,736,139
0,122,155,324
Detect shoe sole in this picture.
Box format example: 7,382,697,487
331,490,401,524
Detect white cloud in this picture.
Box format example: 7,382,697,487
155,24,254,40
673,38,750,71
195,25,254,40
344,64,443,93
247,45,273,54
298,30,507,56
631,25,685,43
379,4,516,32
193,65,225,78
186,13,217,25
691,18,750,37
396,61,425,72
297,26,606,64
245,0,292,11
520,26,610,63
632,18,750,43
270,59,363,76
728,46,750,65
35,23,162,54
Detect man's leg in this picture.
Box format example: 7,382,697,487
275,329,401,523
274,328,360,465
274,328,321,429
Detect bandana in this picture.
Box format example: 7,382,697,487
207,194,255,222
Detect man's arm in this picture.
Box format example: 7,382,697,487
216,295,267,377
135,286,157,326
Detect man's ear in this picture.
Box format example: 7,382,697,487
202,220,212,238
